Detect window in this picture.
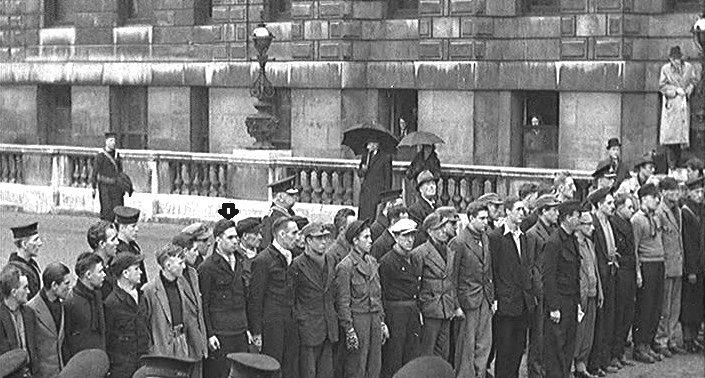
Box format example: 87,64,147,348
267,0,291,21
37,85,72,145
524,0,560,14
190,87,209,152
194,0,212,25
271,88,292,149
44,0,71,27
117,0,151,25
109,86,148,149
520,91,559,168
669,0,701,12
389,0,418,18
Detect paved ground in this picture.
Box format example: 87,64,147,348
1,211,703,377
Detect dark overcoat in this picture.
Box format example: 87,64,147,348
488,226,536,316
358,151,393,221
681,201,705,324
104,285,151,378
0,303,37,378
63,281,106,360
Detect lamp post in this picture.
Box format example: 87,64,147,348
691,13,705,159
245,23,278,149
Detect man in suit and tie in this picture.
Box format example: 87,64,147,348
27,262,71,378
357,141,393,221
8,222,43,300
1,264,38,378
488,196,536,378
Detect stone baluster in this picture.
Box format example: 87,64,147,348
449,177,462,210
438,177,449,207
310,170,322,204
14,154,23,184
321,171,333,205
8,154,17,183
446,177,456,208
471,177,482,200
299,170,312,203
331,171,344,205
191,163,202,196
172,162,183,194
343,170,354,205
0,154,7,182
218,164,227,197
200,164,210,196
79,157,89,187
181,162,191,195
459,178,470,211
484,178,494,194
208,164,218,197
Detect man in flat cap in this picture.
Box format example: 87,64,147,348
358,140,393,221
0,264,37,378
325,208,357,267
477,193,505,230
27,262,71,378
408,170,438,226
289,223,337,378
371,205,409,260
114,206,148,287
261,176,299,249
379,218,421,378
371,189,404,242
198,220,250,377
91,132,125,222
616,153,658,200
87,220,120,298
681,175,705,353
8,222,42,300
542,200,582,378
249,217,300,378
104,254,151,378
450,202,495,378
177,222,213,269
631,183,666,363
335,219,388,378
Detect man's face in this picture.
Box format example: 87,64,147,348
306,234,330,255
241,232,262,251
419,181,437,199
686,167,702,182
663,189,681,204
24,234,42,258
278,221,300,251
13,275,29,305
217,227,239,254
468,210,489,233
669,57,682,66
52,275,72,300
295,231,306,249
280,193,298,209
193,237,211,256
123,264,143,287
103,227,119,258
616,198,635,220
506,201,526,225
367,142,380,152
542,206,559,225
443,218,459,238
523,192,539,211
353,228,373,254
560,178,577,200
87,262,106,289
597,177,615,189
608,146,620,160
639,163,654,179
164,255,185,279
577,212,595,237
393,232,416,252
428,225,450,243
643,194,661,211
121,223,139,241
564,211,581,232
105,137,116,150
688,188,704,203
598,194,615,216
183,245,199,265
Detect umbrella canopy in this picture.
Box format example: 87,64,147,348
398,131,445,147
342,122,399,155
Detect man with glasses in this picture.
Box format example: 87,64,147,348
8,222,43,300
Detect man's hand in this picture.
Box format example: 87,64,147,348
550,310,561,324
491,300,498,314
345,328,359,351
453,307,465,319
251,334,262,351
208,336,221,352
381,322,390,345
597,294,604,309
688,274,697,285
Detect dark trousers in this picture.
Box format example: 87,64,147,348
203,333,248,378
613,268,636,358
344,312,382,378
544,295,578,378
681,274,705,343
98,183,124,222
494,314,528,378
634,261,664,347
263,317,300,378
300,340,334,378
382,302,420,378
589,271,617,371
419,318,451,361
527,297,545,378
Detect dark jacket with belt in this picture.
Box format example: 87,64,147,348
104,285,152,378
451,226,494,311
248,245,294,335
488,225,536,316
198,252,249,337
543,227,581,312
0,303,37,378
64,280,106,359
289,253,339,346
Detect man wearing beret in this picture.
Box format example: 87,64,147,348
261,176,299,249
681,175,705,353
289,223,337,378
114,206,147,287
91,132,125,222
8,222,43,300
335,220,388,378
408,170,439,226
0,264,38,378
631,183,666,363
104,254,151,378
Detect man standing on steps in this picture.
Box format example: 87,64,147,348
114,206,147,287
91,132,125,222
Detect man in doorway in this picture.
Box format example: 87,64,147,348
91,132,125,222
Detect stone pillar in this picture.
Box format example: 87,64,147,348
0,85,39,144
418,90,474,165
291,88,344,158
72,86,110,147
209,87,257,153
148,87,191,151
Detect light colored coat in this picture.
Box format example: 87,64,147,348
659,61,698,146
27,293,64,378
657,202,685,277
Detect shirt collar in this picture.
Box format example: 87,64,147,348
272,240,292,256
503,223,523,236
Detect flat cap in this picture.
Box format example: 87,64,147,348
587,186,613,205
660,176,679,191
58,349,109,378
180,222,212,240
686,157,704,171
416,170,437,189
0,348,28,377
132,355,198,378
686,176,704,189
110,253,144,276
113,206,140,224
557,200,582,216
633,153,654,170
227,353,280,378
606,138,621,149
389,218,418,235
213,219,237,238
11,222,38,239
345,219,371,244
435,206,460,222
592,160,616,178
535,194,560,210
236,217,262,237
392,356,455,378
422,212,448,231
477,192,503,205
638,183,660,199
379,188,403,204
267,175,299,195
301,222,331,238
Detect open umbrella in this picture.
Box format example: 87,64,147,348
398,131,445,147
342,121,399,155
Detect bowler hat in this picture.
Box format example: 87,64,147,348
393,356,455,378
59,349,109,378
669,45,683,59
10,222,38,239
227,352,280,378
132,355,198,378
110,253,144,277
236,217,262,237
416,170,437,189
113,206,140,224
606,138,621,149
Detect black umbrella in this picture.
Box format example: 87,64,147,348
342,122,399,155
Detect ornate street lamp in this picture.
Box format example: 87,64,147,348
245,23,278,149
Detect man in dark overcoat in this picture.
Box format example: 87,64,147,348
91,132,125,222
289,223,338,378
357,141,393,221
681,176,705,353
260,176,299,249
0,264,37,378
7,222,43,300
249,217,300,378
370,189,403,242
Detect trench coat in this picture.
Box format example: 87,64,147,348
27,293,64,378
657,202,685,278
659,61,698,146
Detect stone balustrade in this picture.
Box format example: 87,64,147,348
0,150,23,183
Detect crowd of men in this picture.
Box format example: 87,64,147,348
1,137,704,378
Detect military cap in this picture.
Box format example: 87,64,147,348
181,222,212,240
392,356,455,378
592,160,616,178
236,217,262,237
0,348,28,377
638,183,660,199
227,352,280,378
292,215,310,230
379,188,403,204
477,192,503,205
535,194,560,210
267,175,299,195
110,253,144,277
132,355,198,378
301,222,331,238
213,219,237,238
633,153,654,170
104,132,117,139
606,138,621,149
686,176,704,189
389,218,418,235
685,157,704,172
659,176,679,191
113,206,140,224
422,212,448,231
10,222,38,239
58,349,109,378
416,170,437,189
345,219,371,244
435,206,460,222
587,186,613,206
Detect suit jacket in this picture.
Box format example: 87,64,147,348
592,213,618,281
289,253,339,346
543,227,581,312
657,202,685,277
260,205,295,249
525,218,555,298
370,230,396,260
488,226,536,316
358,151,393,221
198,253,248,337
450,226,494,311
27,293,64,378
0,303,38,378
248,245,294,336
8,253,41,301
411,239,459,319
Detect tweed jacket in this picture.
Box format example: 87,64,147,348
27,293,64,378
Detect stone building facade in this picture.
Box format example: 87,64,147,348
0,0,703,169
